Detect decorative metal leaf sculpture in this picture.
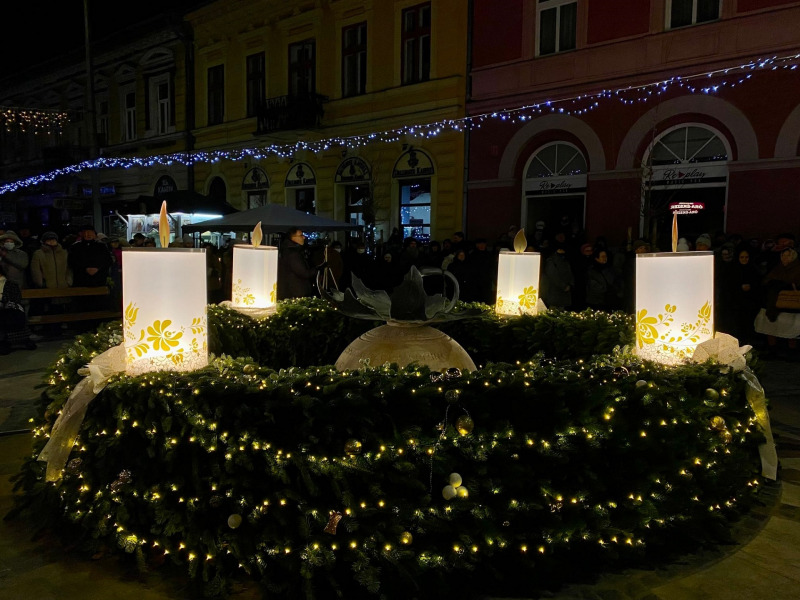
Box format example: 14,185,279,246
319,265,487,324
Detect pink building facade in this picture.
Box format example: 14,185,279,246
467,0,800,247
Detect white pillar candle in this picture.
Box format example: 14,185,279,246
495,250,541,316
232,245,279,309
635,251,714,365
123,248,209,375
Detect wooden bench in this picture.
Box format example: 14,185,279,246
21,286,121,325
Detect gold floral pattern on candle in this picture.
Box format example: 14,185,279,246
124,301,207,373
636,301,712,361
232,279,256,306
518,285,538,309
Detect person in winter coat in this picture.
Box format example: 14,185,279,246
762,247,800,322
446,249,471,300
0,273,35,352
714,243,740,335
30,232,72,290
585,248,618,311
0,230,30,290
542,243,575,309
277,228,325,300
730,248,761,343
30,232,73,324
68,226,112,287
466,238,496,304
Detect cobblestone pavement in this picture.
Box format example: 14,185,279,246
1,338,799,599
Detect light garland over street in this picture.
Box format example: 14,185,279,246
1,53,798,196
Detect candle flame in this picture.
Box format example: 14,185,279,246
513,229,527,253
159,201,170,249
252,222,263,248
671,213,678,253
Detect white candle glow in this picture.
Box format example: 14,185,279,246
495,229,541,316
123,248,209,375
635,251,714,364
232,245,279,309
122,202,208,375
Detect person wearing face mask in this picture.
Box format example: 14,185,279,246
348,240,374,287
0,231,30,290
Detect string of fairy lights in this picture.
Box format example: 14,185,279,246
1,52,798,196
1,106,70,135
35,352,759,572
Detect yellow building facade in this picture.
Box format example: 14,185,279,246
187,0,467,244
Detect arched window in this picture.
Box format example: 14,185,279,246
525,142,587,178
643,125,730,240
523,142,587,237
647,126,727,166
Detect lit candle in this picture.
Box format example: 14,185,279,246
495,229,541,316
123,201,208,375
635,214,714,364
230,222,279,312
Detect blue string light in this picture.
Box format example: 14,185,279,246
1,53,798,196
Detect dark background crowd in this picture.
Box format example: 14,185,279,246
2,218,799,357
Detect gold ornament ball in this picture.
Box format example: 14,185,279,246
344,439,363,455
456,486,469,499
400,531,413,545
445,389,461,404
704,388,720,401
227,514,243,529
449,473,462,488
710,416,726,430
442,485,457,500
721,430,733,443
456,415,474,436
243,364,256,374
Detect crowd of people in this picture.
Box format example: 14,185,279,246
2,220,799,358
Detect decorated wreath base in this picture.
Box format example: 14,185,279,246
9,299,766,599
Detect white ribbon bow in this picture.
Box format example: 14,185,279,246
692,333,777,480
38,344,126,482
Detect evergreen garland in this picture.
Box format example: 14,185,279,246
9,300,764,599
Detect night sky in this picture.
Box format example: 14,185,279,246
0,1,206,80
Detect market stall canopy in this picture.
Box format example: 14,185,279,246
181,203,362,234
133,190,237,215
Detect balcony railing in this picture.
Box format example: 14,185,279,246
255,93,327,134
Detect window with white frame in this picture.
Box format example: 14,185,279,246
537,0,577,56
526,142,587,178
342,22,367,97
648,126,727,166
96,95,109,147
120,85,136,141
246,52,266,118
148,73,173,135
401,3,431,85
667,0,720,29
289,40,316,96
